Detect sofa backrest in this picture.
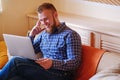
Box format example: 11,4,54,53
75,45,105,80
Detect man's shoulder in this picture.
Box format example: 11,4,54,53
65,26,79,35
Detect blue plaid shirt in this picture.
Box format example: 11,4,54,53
30,22,82,71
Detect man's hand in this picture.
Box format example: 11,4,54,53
35,58,53,69
29,20,45,37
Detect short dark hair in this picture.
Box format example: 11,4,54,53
38,3,57,13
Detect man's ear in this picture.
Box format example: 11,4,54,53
54,11,58,18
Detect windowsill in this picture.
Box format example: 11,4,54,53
58,12,120,37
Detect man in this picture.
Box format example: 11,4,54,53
0,3,81,80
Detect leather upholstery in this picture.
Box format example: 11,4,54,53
75,45,105,80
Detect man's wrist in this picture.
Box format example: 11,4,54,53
27,31,35,37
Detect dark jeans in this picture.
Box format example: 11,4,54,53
0,56,72,80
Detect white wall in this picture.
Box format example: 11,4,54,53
52,0,120,22
0,0,52,40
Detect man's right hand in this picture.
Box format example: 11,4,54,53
29,20,45,37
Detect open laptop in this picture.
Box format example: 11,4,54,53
3,34,37,60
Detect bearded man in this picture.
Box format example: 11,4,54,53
0,3,82,80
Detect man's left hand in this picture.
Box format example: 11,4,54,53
35,58,52,69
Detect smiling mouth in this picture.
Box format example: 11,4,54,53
46,24,51,28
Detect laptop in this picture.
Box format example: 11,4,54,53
3,34,37,60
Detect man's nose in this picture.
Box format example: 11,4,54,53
40,21,45,25
43,20,49,25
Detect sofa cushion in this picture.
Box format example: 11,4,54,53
90,63,120,80
0,41,8,69
97,52,120,72
90,73,120,80
75,45,105,80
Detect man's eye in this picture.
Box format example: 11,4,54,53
40,19,43,21
44,18,48,21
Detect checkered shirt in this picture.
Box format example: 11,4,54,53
30,22,82,71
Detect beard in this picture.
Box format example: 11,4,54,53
46,24,57,34
46,17,57,34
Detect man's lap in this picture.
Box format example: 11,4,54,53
0,56,69,80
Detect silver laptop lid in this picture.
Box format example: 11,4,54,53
3,34,37,60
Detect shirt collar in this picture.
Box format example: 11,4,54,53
56,22,66,34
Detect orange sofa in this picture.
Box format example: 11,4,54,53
75,45,105,80
0,41,8,69
0,41,106,80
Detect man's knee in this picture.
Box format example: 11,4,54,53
11,56,35,66
10,56,22,62
9,56,27,66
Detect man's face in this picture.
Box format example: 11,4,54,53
38,10,57,34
